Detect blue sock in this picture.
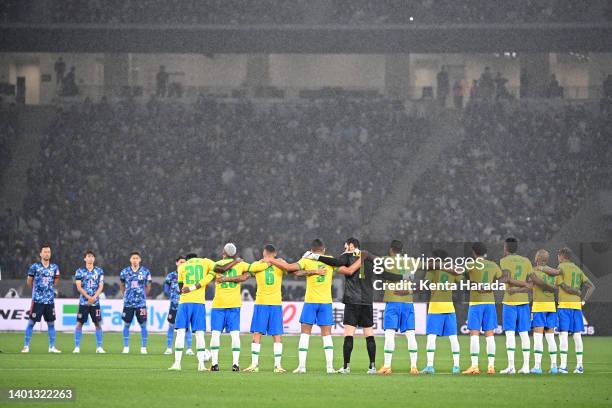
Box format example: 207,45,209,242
167,324,175,348
48,323,56,348
24,321,34,347
186,327,192,349
122,324,130,347
75,327,82,347
141,325,148,347
95,327,103,348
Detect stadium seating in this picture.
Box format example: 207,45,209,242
4,96,428,276
1,0,609,25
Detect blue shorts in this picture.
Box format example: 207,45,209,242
502,304,531,332
426,313,457,336
531,311,558,329
383,302,415,333
250,304,284,336
175,303,206,331
467,304,498,332
300,303,333,326
211,307,240,333
557,308,584,333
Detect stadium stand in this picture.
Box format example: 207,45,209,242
0,0,610,25
2,96,429,277
1,95,610,282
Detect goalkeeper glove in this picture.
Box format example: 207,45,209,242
302,251,320,260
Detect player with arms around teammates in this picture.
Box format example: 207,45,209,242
210,243,265,372
499,237,533,374
269,239,360,374
378,240,419,375
22,243,61,353
463,242,502,375
73,250,106,354
528,249,560,374
421,249,463,375
554,247,595,373
119,251,152,354
218,244,286,373
163,255,193,356
169,253,218,371
307,237,392,374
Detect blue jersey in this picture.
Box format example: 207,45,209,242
164,271,180,308
119,266,152,308
74,266,104,306
28,262,60,304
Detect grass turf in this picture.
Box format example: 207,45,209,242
0,332,611,408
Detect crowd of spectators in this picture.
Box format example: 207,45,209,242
394,99,612,244
1,0,609,24
2,96,427,277
1,94,608,280
331,0,612,24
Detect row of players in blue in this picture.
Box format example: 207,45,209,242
21,245,190,354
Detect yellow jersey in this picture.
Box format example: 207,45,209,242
531,266,557,313
297,256,335,304
557,261,589,310
382,255,415,303
212,259,265,308
500,254,532,305
467,259,502,305
177,257,215,304
425,269,461,314
250,261,284,306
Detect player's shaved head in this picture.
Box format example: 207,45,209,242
175,255,186,263
390,240,403,255
311,239,325,252
472,242,487,257
263,244,276,254
185,253,198,260
505,237,518,254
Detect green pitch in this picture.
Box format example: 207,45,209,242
1,333,611,408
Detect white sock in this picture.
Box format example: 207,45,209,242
406,330,418,368
273,342,283,368
298,333,310,369
449,335,460,367
545,333,557,368
533,332,543,369
573,333,583,367
470,335,479,367
559,331,569,368
519,331,530,370
505,331,516,368
383,329,395,368
486,335,496,367
230,330,240,366
323,335,334,369
251,342,261,367
174,328,185,364
195,331,206,364
210,330,221,365
426,334,436,367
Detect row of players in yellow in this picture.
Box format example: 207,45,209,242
168,239,594,375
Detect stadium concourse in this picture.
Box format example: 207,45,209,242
0,95,610,279
1,0,611,24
